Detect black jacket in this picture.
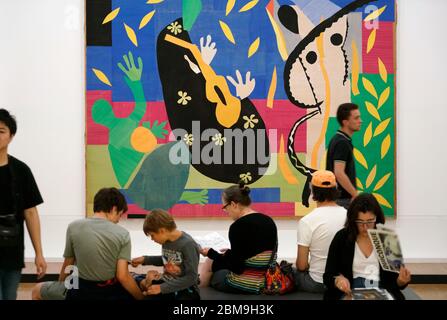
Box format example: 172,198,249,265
323,228,407,300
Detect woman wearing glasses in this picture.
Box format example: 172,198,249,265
198,182,278,294
323,193,411,300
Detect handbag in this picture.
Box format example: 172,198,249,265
263,242,296,295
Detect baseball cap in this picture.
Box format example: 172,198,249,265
311,170,337,188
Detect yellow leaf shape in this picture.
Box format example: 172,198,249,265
248,37,260,58
139,10,156,30
354,148,368,170
374,118,391,137
219,20,235,44
362,77,378,99
373,173,391,192
351,41,360,96
278,135,299,185
365,101,381,121
266,9,288,61
364,5,387,21
92,68,112,86
226,0,236,16
102,7,120,24
378,58,388,83
356,178,364,190
267,66,277,108
373,193,392,208
239,0,259,12
364,122,373,147
378,87,390,109
367,29,376,54
366,165,377,189
124,23,138,47
381,134,391,159
147,0,164,4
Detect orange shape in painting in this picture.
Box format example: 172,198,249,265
131,127,157,153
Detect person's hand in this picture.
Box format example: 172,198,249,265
334,275,351,294
226,70,255,100
397,266,411,287
144,284,161,295
200,35,217,65
139,278,149,291
146,270,161,282
131,256,145,267
35,255,47,279
117,51,143,82
200,247,210,257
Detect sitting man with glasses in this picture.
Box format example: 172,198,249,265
323,193,411,300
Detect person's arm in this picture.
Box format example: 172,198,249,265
58,257,75,282
296,245,310,271
296,219,311,271
216,224,246,274
24,207,47,279
143,255,164,266
116,259,145,300
323,230,350,294
334,161,358,198
158,244,200,294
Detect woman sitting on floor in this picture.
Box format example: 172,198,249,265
199,182,278,294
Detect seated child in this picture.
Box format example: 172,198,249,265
131,209,200,300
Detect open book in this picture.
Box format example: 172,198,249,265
193,232,230,252
368,225,404,273
348,288,394,300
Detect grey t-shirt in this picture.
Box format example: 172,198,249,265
63,217,131,281
143,231,200,294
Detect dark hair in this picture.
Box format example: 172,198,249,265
143,209,177,234
93,187,128,214
345,193,385,241
311,185,340,202
222,181,252,206
0,109,17,135
336,103,359,126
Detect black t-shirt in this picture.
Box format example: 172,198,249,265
208,212,277,274
0,156,43,270
326,130,357,199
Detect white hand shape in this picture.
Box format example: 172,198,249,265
226,70,256,100
200,35,217,65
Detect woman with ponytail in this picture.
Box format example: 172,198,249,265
198,182,278,294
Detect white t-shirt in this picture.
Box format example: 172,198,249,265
297,206,347,283
353,242,380,282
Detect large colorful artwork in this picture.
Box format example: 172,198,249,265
86,0,396,218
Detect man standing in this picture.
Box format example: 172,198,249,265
326,103,362,209
295,170,346,293
0,109,47,300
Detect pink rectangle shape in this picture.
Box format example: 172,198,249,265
170,203,295,218
252,99,307,153
362,22,395,74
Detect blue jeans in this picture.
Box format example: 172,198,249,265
0,269,22,300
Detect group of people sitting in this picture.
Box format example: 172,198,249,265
31,170,411,301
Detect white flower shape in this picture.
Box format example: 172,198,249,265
167,21,182,35
177,91,192,105
211,133,227,146
243,114,259,129
239,172,252,184
183,133,194,146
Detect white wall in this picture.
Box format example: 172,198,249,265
0,0,446,263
